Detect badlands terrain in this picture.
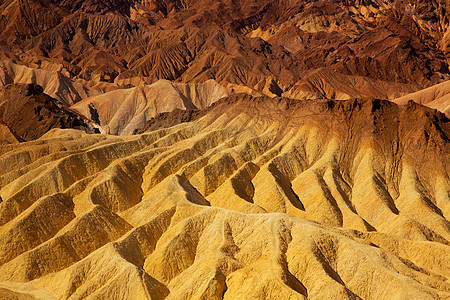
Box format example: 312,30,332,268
0,0,449,299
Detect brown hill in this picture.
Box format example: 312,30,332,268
393,80,450,117
0,83,97,142
0,95,448,299
282,67,417,100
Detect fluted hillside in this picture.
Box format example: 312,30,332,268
0,95,448,299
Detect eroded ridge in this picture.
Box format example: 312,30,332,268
0,96,448,299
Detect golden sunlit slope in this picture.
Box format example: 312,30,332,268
0,95,448,299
